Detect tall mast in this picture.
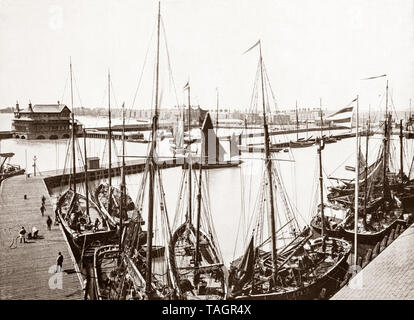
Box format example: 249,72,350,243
399,119,404,182
216,88,219,128
194,149,203,274
363,106,370,228
354,95,359,266
216,88,219,164
317,138,325,237
319,98,324,138
145,1,161,297
108,71,112,189
70,58,76,193
71,113,76,193
383,82,389,200
295,101,299,141
120,102,126,252
186,84,192,224
259,42,278,287
83,129,89,217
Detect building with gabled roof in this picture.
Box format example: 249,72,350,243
12,101,81,140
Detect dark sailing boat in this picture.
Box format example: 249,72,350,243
56,60,114,253
93,2,178,300
169,89,227,300
180,86,241,169
94,73,137,228
228,41,351,300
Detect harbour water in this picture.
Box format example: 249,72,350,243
1,113,413,266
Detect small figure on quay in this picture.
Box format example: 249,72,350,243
19,227,26,243
31,226,39,239
56,252,64,273
41,195,46,205
40,204,46,217
46,216,53,231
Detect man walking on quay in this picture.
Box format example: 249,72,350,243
46,216,53,231
40,204,46,217
19,227,26,243
56,252,63,273
41,195,46,205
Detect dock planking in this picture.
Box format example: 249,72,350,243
0,175,83,300
331,222,414,300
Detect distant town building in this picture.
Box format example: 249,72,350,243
12,102,81,140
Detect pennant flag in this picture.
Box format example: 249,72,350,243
361,74,387,80
325,98,357,128
243,40,261,55
183,81,190,91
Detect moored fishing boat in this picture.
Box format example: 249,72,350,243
169,104,227,300
229,41,351,300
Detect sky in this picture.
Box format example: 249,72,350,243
0,0,413,113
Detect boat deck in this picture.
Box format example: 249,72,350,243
0,175,83,300
331,222,414,300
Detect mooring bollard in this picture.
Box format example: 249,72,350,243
387,229,395,246
362,249,373,268
380,235,388,252
24,194,27,200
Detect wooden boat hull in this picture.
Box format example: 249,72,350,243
169,223,228,300
233,238,351,300
57,189,116,255
182,160,242,170
289,141,314,148
311,214,404,245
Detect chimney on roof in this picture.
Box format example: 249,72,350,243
57,100,60,105
28,101,33,112
15,101,19,111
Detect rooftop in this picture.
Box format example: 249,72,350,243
19,104,70,114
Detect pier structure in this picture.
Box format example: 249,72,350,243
0,175,83,299
331,222,414,300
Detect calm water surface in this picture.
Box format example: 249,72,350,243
1,113,412,265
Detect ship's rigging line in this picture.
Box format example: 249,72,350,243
130,20,157,113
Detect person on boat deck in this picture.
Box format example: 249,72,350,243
19,226,26,243
93,218,100,232
180,278,196,296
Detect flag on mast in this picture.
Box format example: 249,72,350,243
325,98,357,128
183,81,190,91
361,74,387,80
243,40,261,55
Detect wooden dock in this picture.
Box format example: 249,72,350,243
0,175,83,300
331,222,414,300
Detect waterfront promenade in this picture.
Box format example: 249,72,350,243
332,222,414,300
0,175,82,300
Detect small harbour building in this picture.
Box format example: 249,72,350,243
12,102,82,139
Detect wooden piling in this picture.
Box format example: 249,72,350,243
387,229,395,246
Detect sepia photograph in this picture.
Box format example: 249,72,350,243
0,0,413,309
